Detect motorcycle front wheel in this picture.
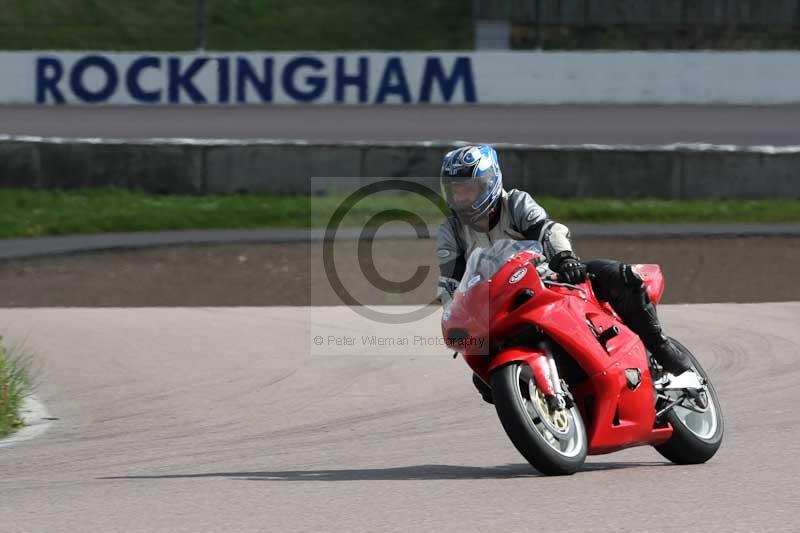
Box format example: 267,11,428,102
491,362,587,475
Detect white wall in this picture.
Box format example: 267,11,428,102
2,51,800,105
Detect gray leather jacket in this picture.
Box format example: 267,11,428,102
436,189,573,305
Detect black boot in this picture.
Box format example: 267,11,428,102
648,336,692,375
625,297,692,375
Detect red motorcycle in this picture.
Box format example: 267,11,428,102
441,240,723,475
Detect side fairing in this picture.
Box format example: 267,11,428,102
517,286,672,453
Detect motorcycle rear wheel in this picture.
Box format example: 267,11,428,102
654,338,724,464
491,362,587,475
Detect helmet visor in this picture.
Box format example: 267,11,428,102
441,173,494,219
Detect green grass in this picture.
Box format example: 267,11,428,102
1,189,799,239
0,338,30,439
0,0,471,51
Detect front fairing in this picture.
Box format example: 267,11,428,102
441,241,546,354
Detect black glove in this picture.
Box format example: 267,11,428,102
550,251,587,284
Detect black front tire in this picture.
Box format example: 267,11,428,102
491,362,587,475
654,338,724,464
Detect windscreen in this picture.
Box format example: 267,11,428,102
457,240,544,293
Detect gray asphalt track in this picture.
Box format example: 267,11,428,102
3,105,800,145
1,304,798,532
4,223,800,260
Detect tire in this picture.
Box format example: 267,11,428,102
654,338,724,464
491,362,587,475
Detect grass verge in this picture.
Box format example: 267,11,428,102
0,337,31,439
1,189,799,239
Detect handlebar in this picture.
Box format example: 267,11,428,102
544,272,595,283
542,272,594,297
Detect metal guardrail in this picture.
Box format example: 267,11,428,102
478,0,800,27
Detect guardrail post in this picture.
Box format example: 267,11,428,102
196,0,207,51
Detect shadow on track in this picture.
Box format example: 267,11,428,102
101,461,669,482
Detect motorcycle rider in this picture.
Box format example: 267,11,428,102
436,145,703,401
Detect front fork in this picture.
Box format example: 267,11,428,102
531,342,574,411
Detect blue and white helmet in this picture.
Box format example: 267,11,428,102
440,145,503,226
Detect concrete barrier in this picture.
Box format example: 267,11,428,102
1,135,799,198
